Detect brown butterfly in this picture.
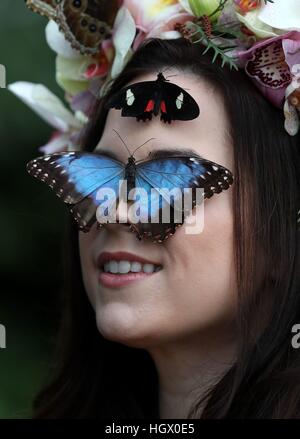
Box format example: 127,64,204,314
26,0,120,54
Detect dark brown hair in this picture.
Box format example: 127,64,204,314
33,38,300,418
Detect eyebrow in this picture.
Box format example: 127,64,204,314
97,147,206,161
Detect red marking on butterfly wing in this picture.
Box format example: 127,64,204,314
160,100,167,113
145,99,155,112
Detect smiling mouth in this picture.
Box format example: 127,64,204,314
98,261,163,289
97,251,163,288
100,259,162,274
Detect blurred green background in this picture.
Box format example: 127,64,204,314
0,0,68,418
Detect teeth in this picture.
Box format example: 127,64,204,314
143,264,155,273
103,260,161,274
131,262,142,272
118,261,131,274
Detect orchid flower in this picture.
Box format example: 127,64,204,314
237,31,300,135
46,21,90,96
46,20,113,96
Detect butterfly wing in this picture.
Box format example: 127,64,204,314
107,78,200,123
132,155,233,242
160,82,200,123
26,0,57,20
106,80,161,121
26,152,125,231
26,0,119,55
57,0,119,54
131,173,182,242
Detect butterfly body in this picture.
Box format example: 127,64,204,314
26,0,119,54
27,150,233,243
107,73,200,124
124,156,138,194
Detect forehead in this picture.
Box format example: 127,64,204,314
95,70,233,169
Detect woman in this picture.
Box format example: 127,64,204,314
31,37,300,419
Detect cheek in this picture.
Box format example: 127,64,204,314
78,229,98,309
77,191,237,345
162,192,237,331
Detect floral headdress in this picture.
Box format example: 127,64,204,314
8,0,300,155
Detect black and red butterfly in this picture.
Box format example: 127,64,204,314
106,72,200,124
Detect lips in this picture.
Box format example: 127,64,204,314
96,251,163,289
97,251,161,269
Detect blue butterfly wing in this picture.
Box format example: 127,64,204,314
27,152,125,231
132,173,181,241
133,155,233,241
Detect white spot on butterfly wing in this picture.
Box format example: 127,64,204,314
126,89,135,106
176,92,184,109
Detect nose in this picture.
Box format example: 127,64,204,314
97,198,135,234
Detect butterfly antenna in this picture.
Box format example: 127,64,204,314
132,138,156,156
113,129,132,156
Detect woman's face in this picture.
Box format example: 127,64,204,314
79,71,237,348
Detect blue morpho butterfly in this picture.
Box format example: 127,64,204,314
26,132,234,243
106,72,200,124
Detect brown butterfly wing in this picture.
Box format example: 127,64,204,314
26,0,119,55
57,0,119,54
26,0,57,20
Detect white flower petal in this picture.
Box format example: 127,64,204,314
160,30,182,39
259,0,300,32
40,133,70,154
178,0,193,15
284,99,300,136
236,10,282,39
45,21,82,59
111,7,136,79
8,82,82,131
147,3,183,26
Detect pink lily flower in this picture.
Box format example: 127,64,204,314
124,0,193,48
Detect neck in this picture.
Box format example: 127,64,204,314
147,326,236,419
